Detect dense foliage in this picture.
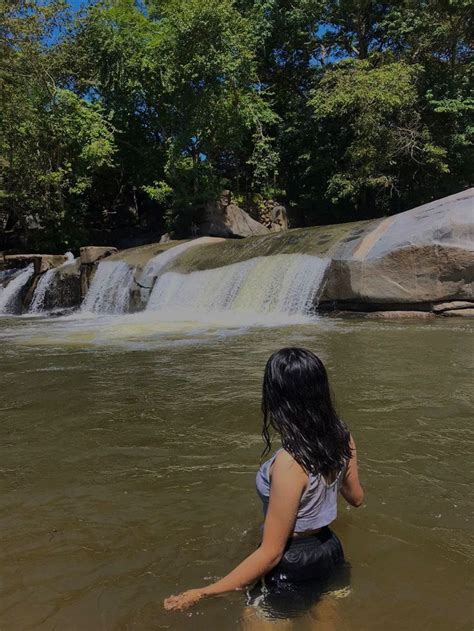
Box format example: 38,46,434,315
1,0,472,250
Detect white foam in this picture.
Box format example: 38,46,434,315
147,254,329,323
29,252,76,313
0,265,35,314
82,261,135,314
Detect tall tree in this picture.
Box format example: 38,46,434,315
0,0,115,250
1,0,472,249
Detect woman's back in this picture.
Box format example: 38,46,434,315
256,449,346,533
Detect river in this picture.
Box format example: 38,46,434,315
0,313,472,630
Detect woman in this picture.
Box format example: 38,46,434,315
164,347,364,615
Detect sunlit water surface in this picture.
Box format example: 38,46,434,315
0,313,472,630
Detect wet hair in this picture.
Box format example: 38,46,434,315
262,347,351,477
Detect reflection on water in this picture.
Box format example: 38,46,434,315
0,315,472,630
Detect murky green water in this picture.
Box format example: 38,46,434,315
0,315,472,630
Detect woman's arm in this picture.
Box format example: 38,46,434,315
340,434,364,507
164,450,308,611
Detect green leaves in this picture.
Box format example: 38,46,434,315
1,0,472,249
309,59,449,207
312,60,419,117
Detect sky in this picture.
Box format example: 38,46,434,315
68,0,85,11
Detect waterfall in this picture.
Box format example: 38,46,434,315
0,268,18,287
82,261,135,314
29,252,75,313
146,254,329,322
81,238,222,314
29,268,57,313
0,265,35,314
137,239,223,297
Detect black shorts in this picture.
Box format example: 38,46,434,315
246,527,350,619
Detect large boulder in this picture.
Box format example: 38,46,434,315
24,259,81,312
319,189,474,310
46,260,82,311
200,192,270,238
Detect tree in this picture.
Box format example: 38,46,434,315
148,0,279,231
1,0,472,249
309,59,448,214
0,0,116,250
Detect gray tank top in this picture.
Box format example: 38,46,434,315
256,448,346,533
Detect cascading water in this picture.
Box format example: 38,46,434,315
76,239,329,323
146,254,329,323
137,239,223,304
81,238,223,314
82,261,135,314
29,252,75,313
0,265,35,314
0,268,18,288
29,269,56,313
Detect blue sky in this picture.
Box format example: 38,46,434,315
68,0,85,11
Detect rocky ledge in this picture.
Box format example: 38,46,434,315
317,188,473,314
1,253,69,274
2,188,473,317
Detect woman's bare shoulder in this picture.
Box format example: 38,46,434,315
273,449,308,479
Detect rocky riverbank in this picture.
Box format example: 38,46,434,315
1,189,472,317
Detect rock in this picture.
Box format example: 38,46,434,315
442,308,474,317
243,199,289,232
432,301,474,313
319,189,474,310
201,195,270,238
159,233,171,244
48,260,81,310
270,205,289,232
35,256,70,274
106,237,224,268
4,254,68,274
79,246,117,265
225,203,270,237
23,259,82,311
366,310,434,319
219,190,232,206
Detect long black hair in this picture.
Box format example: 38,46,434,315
262,347,351,477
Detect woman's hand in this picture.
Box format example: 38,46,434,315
163,450,305,609
164,588,205,611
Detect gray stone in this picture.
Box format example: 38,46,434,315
80,246,117,265
48,260,81,310
201,196,270,238
24,259,82,311
319,189,474,310
219,190,232,206
35,256,70,274
432,301,474,313
225,203,270,237
442,308,474,317
270,204,289,232
3,254,69,274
